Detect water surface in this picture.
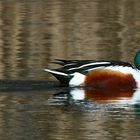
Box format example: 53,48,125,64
0,0,140,139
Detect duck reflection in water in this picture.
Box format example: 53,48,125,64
64,87,140,104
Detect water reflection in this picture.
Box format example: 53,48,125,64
0,0,140,139
0,88,139,140
0,0,140,80
68,88,140,104
46,88,140,139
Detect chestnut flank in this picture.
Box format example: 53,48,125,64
84,69,136,90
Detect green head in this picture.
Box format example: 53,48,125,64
134,51,140,70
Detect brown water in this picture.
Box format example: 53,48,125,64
0,0,140,139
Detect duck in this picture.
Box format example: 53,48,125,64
44,51,140,90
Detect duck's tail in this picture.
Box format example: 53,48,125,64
44,69,70,85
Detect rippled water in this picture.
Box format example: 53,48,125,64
1,89,140,140
0,0,140,140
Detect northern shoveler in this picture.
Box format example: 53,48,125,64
44,51,140,90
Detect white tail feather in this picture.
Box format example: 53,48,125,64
44,69,68,76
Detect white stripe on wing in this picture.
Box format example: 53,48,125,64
44,69,68,76
68,62,111,71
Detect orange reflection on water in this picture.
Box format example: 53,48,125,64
70,88,140,104
85,89,135,102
